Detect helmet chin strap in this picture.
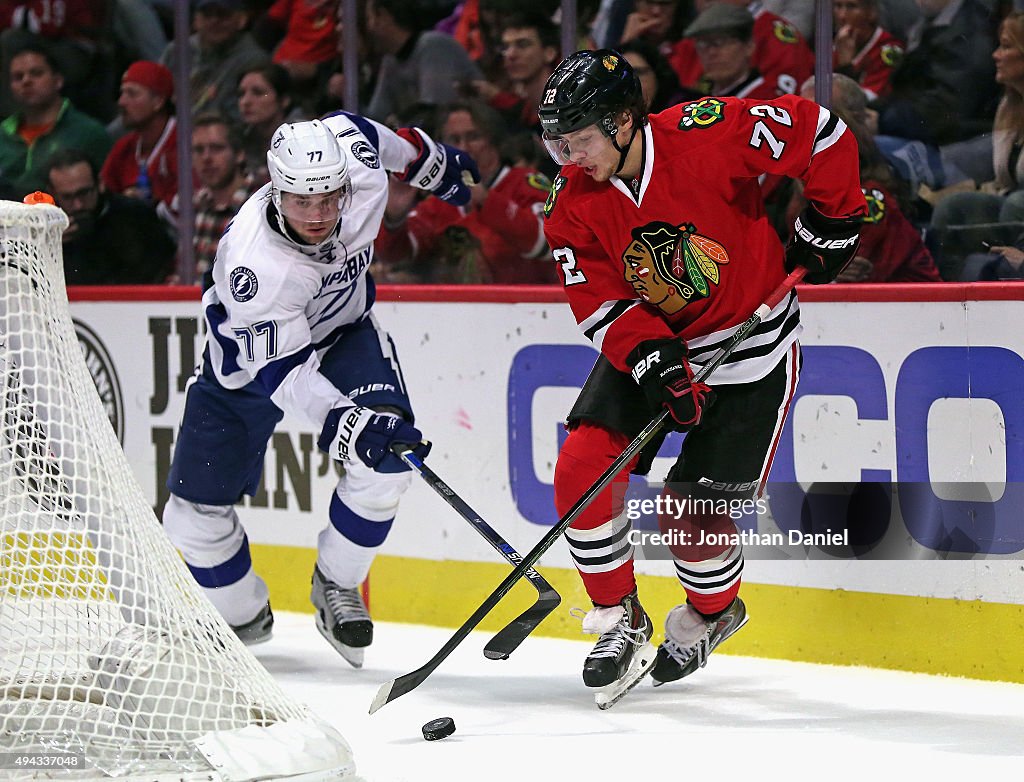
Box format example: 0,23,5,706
611,122,640,175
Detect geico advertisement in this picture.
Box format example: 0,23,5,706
68,296,1024,603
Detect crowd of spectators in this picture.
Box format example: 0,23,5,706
0,0,1019,284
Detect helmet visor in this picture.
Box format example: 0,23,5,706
542,131,572,166
542,125,611,167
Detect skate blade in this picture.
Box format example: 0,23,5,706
315,617,366,669
651,612,751,687
594,642,657,710
238,630,273,647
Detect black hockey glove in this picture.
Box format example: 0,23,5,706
627,338,714,431
786,204,862,285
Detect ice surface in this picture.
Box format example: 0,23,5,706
253,613,1024,781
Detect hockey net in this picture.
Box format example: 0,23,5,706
0,201,355,780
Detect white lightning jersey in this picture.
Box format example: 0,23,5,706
201,112,417,430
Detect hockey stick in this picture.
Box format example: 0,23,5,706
394,447,561,660
369,267,807,714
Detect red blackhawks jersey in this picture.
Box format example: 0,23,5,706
688,69,781,101
669,6,814,97
542,94,866,384
833,27,905,100
857,182,940,281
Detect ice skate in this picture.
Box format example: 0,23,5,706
578,590,657,710
230,601,274,645
650,597,748,686
311,566,372,668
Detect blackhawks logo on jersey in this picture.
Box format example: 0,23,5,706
880,43,904,68
544,175,567,218
526,171,552,192
862,188,886,224
621,221,730,314
678,98,726,130
772,20,799,44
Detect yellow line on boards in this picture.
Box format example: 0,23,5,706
251,544,1024,684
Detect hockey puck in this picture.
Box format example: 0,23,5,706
421,717,456,741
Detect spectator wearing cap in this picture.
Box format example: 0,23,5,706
679,3,780,100
669,0,814,96
100,61,178,210
159,0,269,122
257,0,339,115
0,41,111,199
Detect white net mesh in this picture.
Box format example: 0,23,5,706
0,201,354,780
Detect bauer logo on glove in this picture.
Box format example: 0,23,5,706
785,203,863,284
396,127,481,207
627,338,715,431
320,405,431,473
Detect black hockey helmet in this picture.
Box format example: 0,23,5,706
537,49,644,139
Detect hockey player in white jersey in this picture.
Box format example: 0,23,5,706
162,116,480,667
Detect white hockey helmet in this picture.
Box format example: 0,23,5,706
267,119,352,239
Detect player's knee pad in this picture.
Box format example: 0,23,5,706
554,421,636,530
337,458,412,520
162,494,246,567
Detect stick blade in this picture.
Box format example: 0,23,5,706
368,680,394,715
482,590,561,660
368,666,432,715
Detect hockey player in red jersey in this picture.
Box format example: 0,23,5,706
538,50,866,705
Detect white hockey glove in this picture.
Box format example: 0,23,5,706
395,127,480,206
319,406,430,473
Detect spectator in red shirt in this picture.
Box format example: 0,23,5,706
797,74,940,282
678,4,783,101
376,99,555,285
669,0,814,96
259,0,339,112
833,0,905,100
101,61,177,212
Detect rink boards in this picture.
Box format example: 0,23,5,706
67,283,1024,683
